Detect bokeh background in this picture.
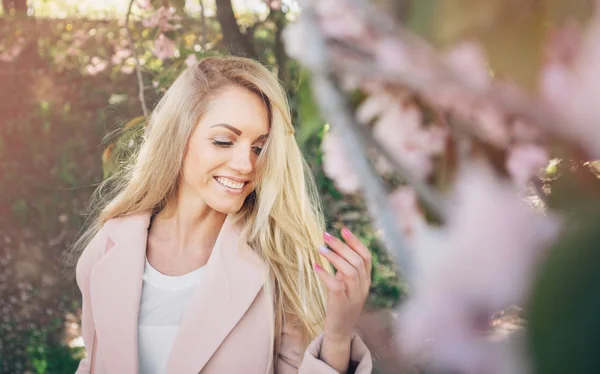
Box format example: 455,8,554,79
0,1,403,372
4,0,600,374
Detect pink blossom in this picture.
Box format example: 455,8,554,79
314,0,367,40
111,47,131,65
143,7,181,33
540,9,600,156
445,41,491,91
84,58,108,76
506,144,549,187
369,98,448,179
321,128,361,194
0,37,25,62
153,34,176,60
396,162,560,373
374,38,411,75
121,65,134,75
389,186,426,241
185,54,198,68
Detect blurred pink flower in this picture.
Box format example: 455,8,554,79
0,37,26,62
185,54,198,68
143,7,181,33
315,0,367,40
397,162,560,374
389,186,426,241
321,128,361,194
85,58,108,76
540,10,600,156
154,34,176,60
374,37,411,75
445,41,491,91
121,65,134,75
366,96,448,179
506,144,549,187
111,47,131,65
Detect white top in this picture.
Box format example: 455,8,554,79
138,258,204,374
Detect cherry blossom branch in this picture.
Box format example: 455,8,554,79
349,116,448,220
126,0,149,117
298,5,414,282
335,0,558,136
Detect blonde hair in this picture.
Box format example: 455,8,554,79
69,56,329,357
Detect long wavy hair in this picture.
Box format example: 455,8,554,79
69,56,329,358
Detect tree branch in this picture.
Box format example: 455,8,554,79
125,0,148,117
298,3,414,284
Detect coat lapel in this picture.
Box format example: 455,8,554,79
166,215,268,374
89,212,151,374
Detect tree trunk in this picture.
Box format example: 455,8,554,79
215,0,256,58
272,9,289,88
2,0,27,15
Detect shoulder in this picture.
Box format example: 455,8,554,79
75,227,110,284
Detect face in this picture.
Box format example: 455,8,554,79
180,85,270,214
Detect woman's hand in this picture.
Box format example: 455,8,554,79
314,227,371,372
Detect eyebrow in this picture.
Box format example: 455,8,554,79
211,123,241,136
211,123,269,141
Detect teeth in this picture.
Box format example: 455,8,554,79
216,177,245,190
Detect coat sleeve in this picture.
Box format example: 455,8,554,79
74,228,109,374
276,321,372,374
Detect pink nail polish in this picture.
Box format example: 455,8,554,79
341,227,351,237
323,232,334,242
314,263,323,271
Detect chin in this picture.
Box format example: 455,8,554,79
207,201,245,215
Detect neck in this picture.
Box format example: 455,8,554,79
152,188,227,257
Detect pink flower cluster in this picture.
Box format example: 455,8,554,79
540,11,600,157
143,7,181,60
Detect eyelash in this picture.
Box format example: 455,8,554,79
212,140,263,155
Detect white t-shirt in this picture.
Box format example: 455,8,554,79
138,257,204,374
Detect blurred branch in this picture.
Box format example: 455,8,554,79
199,0,207,49
125,0,149,117
298,2,414,284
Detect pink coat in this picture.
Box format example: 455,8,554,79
75,212,372,373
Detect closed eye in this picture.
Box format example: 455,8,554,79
212,140,233,147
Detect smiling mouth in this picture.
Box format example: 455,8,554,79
214,176,248,191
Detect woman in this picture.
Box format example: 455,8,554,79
72,56,372,374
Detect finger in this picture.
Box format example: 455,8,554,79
324,232,367,280
340,227,372,275
318,244,361,281
314,263,346,296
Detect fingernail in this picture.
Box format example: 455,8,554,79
318,245,330,254
341,227,351,237
314,263,323,271
323,232,334,242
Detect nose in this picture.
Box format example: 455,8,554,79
229,146,253,175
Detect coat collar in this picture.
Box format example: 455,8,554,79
89,211,268,374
